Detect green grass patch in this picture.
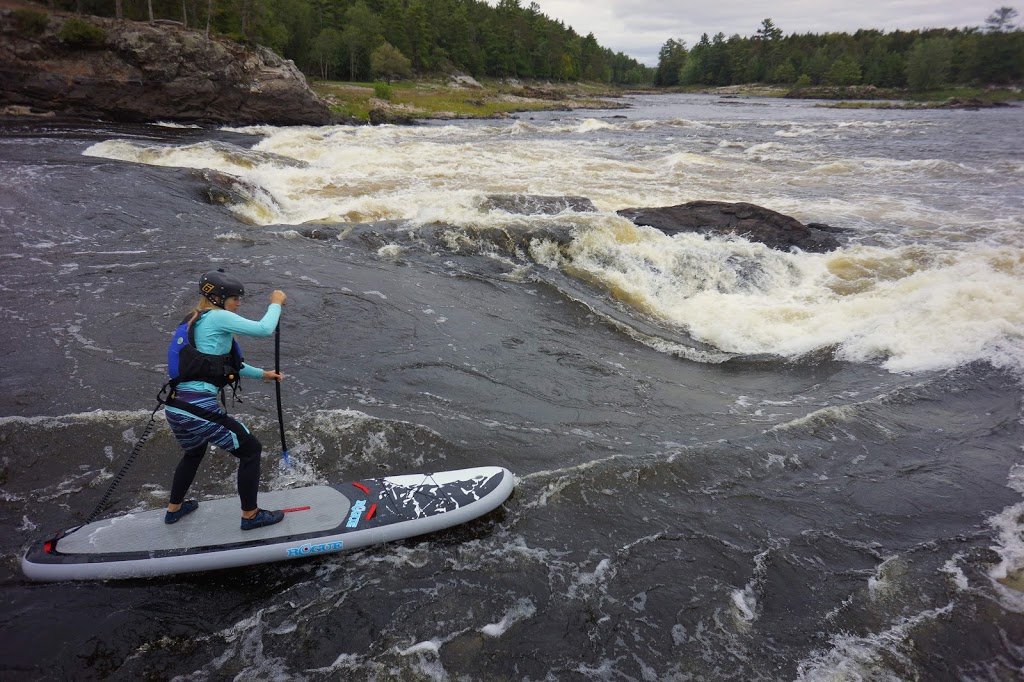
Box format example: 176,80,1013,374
906,87,1019,103
823,101,896,109
802,84,1020,107
312,78,626,122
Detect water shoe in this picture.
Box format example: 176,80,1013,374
164,500,199,525
241,508,285,531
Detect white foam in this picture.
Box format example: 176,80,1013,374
794,604,954,681
0,408,159,428
985,464,1024,612
566,557,614,600
940,555,970,592
377,244,404,259
479,598,537,637
78,120,1023,375
397,639,442,656
152,121,201,129
730,586,757,623
576,118,618,133
556,223,1024,374
731,548,772,626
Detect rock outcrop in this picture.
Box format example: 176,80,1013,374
618,201,847,253
0,8,333,125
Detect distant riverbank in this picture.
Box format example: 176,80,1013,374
313,79,1021,123
310,78,633,124
661,84,1020,109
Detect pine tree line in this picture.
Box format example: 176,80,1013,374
656,12,1023,90
39,2,1024,89
44,0,654,84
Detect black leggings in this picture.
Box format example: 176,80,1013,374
169,429,263,512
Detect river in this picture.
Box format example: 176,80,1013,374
1,93,1023,680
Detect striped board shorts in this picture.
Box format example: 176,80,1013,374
165,390,251,452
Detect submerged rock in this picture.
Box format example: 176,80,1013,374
617,201,846,253
188,168,261,207
0,10,332,125
298,226,341,240
482,194,597,215
368,106,417,126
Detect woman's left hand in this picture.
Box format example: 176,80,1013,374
262,370,283,382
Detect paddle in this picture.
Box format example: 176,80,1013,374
274,321,290,466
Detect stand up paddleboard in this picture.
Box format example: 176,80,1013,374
22,466,514,582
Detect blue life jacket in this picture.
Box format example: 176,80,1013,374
167,310,244,390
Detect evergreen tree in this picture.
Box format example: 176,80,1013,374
986,6,1019,31
655,38,687,86
380,0,411,57
707,33,732,85
405,0,432,71
679,34,709,85
972,26,1024,82
270,0,317,72
756,18,783,42
746,18,784,81
579,33,605,80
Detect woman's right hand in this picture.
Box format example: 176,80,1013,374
270,290,287,305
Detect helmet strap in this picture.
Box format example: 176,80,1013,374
203,293,226,308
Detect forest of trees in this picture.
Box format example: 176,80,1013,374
41,0,653,84
655,10,1023,90
37,2,1023,89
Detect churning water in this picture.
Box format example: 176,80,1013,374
1,93,1023,680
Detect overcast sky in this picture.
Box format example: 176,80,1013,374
530,1,1004,65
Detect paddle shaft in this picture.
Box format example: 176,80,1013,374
274,322,288,458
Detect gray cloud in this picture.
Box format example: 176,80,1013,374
531,0,993,65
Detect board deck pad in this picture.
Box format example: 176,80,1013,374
56,486,351,555
22,466,515,582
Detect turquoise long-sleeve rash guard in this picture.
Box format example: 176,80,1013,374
174,303,282,395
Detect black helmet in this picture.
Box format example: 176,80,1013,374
199,268,245,307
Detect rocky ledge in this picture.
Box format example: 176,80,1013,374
0,8,333,125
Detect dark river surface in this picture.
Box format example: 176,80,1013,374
1,94,1023,680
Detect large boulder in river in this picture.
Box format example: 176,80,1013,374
0,9,333,125
618,201,846,252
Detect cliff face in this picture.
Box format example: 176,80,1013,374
0,9,333,125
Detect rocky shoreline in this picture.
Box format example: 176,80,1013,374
0,4,629,127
